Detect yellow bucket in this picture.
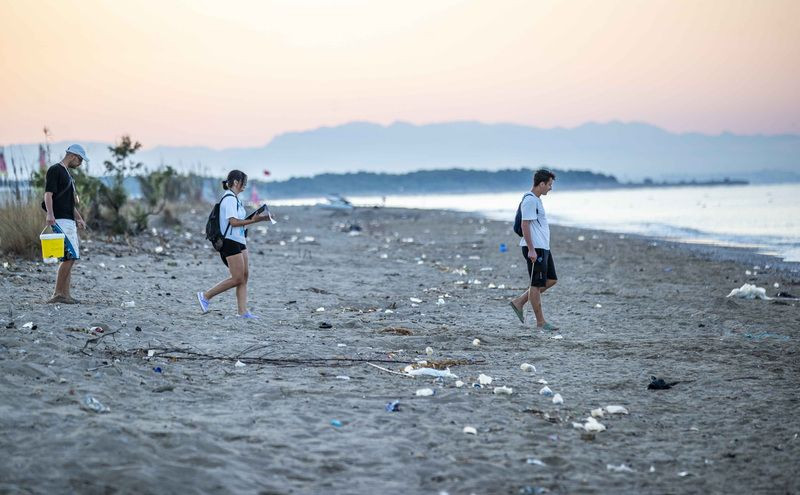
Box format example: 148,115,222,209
40,228,65,263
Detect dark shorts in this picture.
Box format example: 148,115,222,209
522,247,557,288
220,239,246,267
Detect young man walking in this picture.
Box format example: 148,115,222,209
509,169,559,331
44,144,88,304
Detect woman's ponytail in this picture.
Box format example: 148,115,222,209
223,170,247,191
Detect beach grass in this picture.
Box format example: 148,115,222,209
0,200,44,259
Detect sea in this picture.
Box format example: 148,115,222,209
274,183,800,263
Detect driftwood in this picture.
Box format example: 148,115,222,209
366,362,415,377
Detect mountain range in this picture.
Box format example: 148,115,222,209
4,121,799,183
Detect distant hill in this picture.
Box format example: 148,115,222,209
260,168,618,199
5,121,799,182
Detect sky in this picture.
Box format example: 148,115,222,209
1,0,799,149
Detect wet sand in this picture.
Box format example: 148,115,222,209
1,205,798,494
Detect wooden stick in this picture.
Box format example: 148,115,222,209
366,362,414,378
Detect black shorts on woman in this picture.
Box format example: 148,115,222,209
522,246,557,287
220,238,246,266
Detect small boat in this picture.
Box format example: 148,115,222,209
316,194,354,212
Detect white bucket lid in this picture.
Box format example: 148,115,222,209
40,234,66,240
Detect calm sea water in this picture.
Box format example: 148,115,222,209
275,184,800,262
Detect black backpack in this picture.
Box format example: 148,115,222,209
206,193,234,251
513,192,535,237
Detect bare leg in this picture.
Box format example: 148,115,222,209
234,250,249,315
512,289,529,310
539,279,557,294
53,260,74,298
528,287,545,326
204,254,246,309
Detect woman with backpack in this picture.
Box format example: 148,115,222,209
197,170,269,319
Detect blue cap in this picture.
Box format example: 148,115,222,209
65,144,89,163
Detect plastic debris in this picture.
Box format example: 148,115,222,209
147,350,156,357
591,408,605,418
551,335,563,340
436,298,445,305
649,466,656,473
384,309,394,314
425,346,434,356
678,471,690,477
335,375,350,380
330,419,343,428
234,360,246,367
594,303,602,308
407,368,458,379
520,363,536,373
478,374,493,385
539,386,553,397
463,426,477,435
455,380,464,388
385,400,400,412
552,393,564,404
727,283,771,300
583,417,606,432
315,307,325,312
121,301,136,308
153,367,162,373
154,246,164,254
493,386,513,395
319,322,333,329
606,405,629,415
499,243,507,253
415,388,435,397
538,379,548,384
409,297,423,303
607,464,635,473
527,458,546,467
82,395,110,413
472,338,481,346
21,322,35,330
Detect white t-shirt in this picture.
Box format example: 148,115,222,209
518,192,550,250
219,193,246,245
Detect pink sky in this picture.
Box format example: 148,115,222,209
1,0,798,148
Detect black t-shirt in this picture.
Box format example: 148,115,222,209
44,164,75,220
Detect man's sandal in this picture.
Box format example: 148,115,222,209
509,301,524,323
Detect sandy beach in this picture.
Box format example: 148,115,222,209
1,205,798,494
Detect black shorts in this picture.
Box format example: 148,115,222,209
522,247,557,288
220,239,246,266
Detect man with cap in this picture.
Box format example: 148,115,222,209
44,144,88,304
